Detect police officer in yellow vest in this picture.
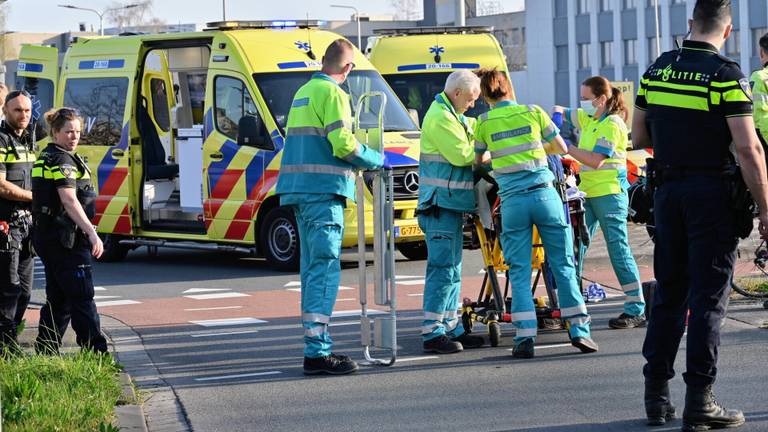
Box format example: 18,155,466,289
751,32,768,147
475,69,598,358
554,76,646,329
276,39,384,375
418,70,486,354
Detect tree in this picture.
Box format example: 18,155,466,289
105,1,165,31
390,0,422,21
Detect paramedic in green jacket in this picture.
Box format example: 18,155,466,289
276,39,384,375
751,32,768,147
418,70,486,354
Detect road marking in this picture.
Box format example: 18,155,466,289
397,279,426,286
332,309,385,317
395,275,421,279
286,286,353,292
190,317,267,327
407,293,424,297
336,298,356,302
396,356,439,363
184,306,243,312
183,288,230,294
194,371,282,381
191,329,259,338
184,292,250,300
96,300,141,307
284,281,301,287
94,286,106,291
93,295,121,300
329,321,358,327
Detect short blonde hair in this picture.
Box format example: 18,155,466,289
0,84,8,108
444,69,480,94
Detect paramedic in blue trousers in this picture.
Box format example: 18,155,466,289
634,0,768,429
474,69,598,359
553,76,646,329
418,70,486,354
276,39,384,376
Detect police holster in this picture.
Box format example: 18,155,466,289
53,214,78,249
725,165,756,239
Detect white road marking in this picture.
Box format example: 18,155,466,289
336,298,356,302
194,371,282,381
396,356,439,363
285,288,302,292
94,286,106,291
184,292,250,300
183,288,230,294
93,295,121,300
329,321,359,327
190,317,267,327
407,293,424,297
332,309,385,317
284,281,301,287
395,275,421,279
286,286,353,292
96,300,141,307
184,306,243,312
397,279,426,286
190,329,259,338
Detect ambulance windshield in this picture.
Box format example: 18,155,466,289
253,70,418,134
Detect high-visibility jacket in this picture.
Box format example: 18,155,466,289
571,108,629,198
276,73,382,201
751,66,768,142
417,92,476,213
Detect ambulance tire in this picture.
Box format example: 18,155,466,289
97,234,129,262
396,241,428,261
260,206,300,272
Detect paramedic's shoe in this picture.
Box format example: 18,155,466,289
451,333,484,349
682,385,744,431
423,335,463,354
511,338,534,359
608,313,647,329
303,354,359,375
645,379,676,426
571,337,598,353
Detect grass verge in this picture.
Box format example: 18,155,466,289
0,351,122,432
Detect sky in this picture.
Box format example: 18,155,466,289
6,0,525,33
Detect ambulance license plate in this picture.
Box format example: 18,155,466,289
395,225,423,238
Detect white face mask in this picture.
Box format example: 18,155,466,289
580,99,597,116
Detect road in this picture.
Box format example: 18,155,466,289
23,225,768,431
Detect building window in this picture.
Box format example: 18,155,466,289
556,46,569,71
623,0,638,9
754,28,768,56
599,0,612,12
725,29,739,59
601,41,614,67
577,0,590,15
511,28,525,47
624,39,638,65
670,0,684,4
647,0,660,7
578,43,590,69
648,36,659,62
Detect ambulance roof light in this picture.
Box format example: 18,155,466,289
205,20,321,31
373,26,493,36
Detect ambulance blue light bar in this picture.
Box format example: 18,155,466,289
206,20,320,30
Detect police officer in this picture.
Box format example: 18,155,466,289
751,32,768,148
276,39,383,375
418,69,485,354
475,69,597,358
634,1,768,429
0,90,35,354
33,107,107,354
554,76,646,329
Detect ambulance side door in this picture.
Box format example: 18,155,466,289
15,45,59,146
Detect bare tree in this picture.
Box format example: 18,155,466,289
0,2,8,63
105,1,165,31
478,0,503,16
390,0,422,21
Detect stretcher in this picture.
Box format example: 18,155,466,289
460,159,590,346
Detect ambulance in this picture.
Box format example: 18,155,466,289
15,20,426,271
367,26,514,125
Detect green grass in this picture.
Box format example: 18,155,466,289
733,277,768,293
0,351,122,432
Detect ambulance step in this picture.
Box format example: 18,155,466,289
119,239,255,255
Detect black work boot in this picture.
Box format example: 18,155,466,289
303,353,359,375
512,338,534,359
451,332,484,349
682,385,745,431
608,313,647,329
423,335,463,354
644,379,676,426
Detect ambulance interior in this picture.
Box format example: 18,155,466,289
139,45,210,234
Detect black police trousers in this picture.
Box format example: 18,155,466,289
642,176,736,388
0,232,34,347
33,233,107,354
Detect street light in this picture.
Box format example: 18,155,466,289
58,3,141,36
331,4,361,50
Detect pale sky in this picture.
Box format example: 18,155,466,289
7,0,525,33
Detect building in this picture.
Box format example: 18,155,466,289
525,0,768,109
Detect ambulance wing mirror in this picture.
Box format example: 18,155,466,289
237,115,273,150
407,109,420,128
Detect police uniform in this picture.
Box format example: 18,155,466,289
417,92,477,346
750,62,768,146
276,72,382,360
637,40,752,390
475,101,593,349
0,121,35,349
566,107,645,321
32,143,107,354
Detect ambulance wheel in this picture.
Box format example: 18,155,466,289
260,206,300,272
488,322,501,347
97,234,129,262
397,241,428,261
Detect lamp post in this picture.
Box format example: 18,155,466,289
222,0,226,21
331,4,361,50
58,3,141,36
653,0,661,60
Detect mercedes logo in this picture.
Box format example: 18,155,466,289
402,171,419,193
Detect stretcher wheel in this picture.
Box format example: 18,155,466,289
488,322,501,347
462,313,473,334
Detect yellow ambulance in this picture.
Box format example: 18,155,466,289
367,26,515,124
15,21,426,270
